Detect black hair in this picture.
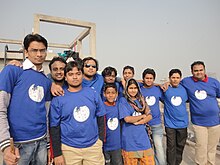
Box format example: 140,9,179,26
102,66,117,77
169,69,182,78
191,61,205,71
49,56,67,71
23,34,48,50
123,65,134,75
82,57,99,71
142,68,156,80
103,83,118,92
64,61,83,76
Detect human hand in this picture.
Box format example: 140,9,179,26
7,60,22,67
54,155,65,165
3,146,20,165
51,82,64,96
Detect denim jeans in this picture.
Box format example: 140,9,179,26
151,124,166,165
3,138,47,165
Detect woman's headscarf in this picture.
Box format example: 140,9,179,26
124,78,150,114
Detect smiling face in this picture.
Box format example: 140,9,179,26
143,74,154,87
25,41,47,70
127,84,138,99
65,67,83,91
83,59,97,79
104,87,118,103
169,73,181,87
51,61,66,82
191,64,206,81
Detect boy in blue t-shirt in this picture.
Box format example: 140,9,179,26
163,69,188,165
103,83,123,165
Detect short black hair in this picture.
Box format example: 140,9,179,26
65,61,83,76
49,56,67,71
191,61,205,71
103,83,118,92
23,34,48,50
82,57,99,71
169,69,182,78
102,66,117,77
123,65,134,74
142,68,156,80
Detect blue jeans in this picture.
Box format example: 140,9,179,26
4,138,47,165
151,124,166,165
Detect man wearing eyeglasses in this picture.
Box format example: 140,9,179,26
0,34,51,165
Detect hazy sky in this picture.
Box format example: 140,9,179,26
0,0,220,82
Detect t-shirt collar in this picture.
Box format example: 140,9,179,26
22,59,44,72
192,74,208,82
104,101,116,106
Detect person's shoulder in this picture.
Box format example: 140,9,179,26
3,65,23,72
208,77,219,82
118,96,127,103
96,73,104,81
82,86,98,94
181,76,193,83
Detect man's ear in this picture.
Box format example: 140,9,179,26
24,50,28,58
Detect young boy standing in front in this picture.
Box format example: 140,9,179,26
103,83,123,165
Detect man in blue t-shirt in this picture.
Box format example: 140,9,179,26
181,61,220,165
0,34,51,165
50,61,106,165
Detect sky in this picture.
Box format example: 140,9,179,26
0,0,220,82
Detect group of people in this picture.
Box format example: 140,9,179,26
0,33,219,165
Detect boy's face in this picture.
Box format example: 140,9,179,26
104,71,116,83
123,69,134,81
104,87,118,103
65,67,83,88
143,74,154,87
169,73,181,87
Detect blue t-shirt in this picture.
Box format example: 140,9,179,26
103,102,121,151
82,74,104,94
118,97,151,151
163,85,188,129
181,76,220,126
50,87,106,148
141,86,163,126
0,65,51,142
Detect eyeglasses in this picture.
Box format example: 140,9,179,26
84,64,96,68
28,48,47,54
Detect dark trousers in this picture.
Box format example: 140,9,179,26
165,127,187,165
104,149,123,165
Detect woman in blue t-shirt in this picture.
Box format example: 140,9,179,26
119,78,155,165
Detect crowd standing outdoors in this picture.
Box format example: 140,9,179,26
0,33,219,165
